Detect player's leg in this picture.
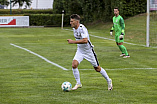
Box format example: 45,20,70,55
94,66,113,90
118,43,129,56
72,50,83,90
72,60,80,84
115,35,124,55
118,43,130,58
84,49,113,90
94,66,110,82
117,35,130,57
117,42,125,56
72,60,82,90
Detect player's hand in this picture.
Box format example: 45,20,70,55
110,30,113,36
67,39,74,44
110,32,113,36
119,33,124,40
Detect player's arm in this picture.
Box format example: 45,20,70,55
67,26,88,44
120,17,125,35
67,38,88,44
110,25,114,36
119,18,125,40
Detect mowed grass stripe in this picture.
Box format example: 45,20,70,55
0,15,156,104
10,43,68,70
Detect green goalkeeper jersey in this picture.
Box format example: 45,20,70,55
111,15,125,36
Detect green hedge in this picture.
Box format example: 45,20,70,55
0,9,70,26
53,0,146,23
0,14,70,26
24,14,70,26
0,9,53,14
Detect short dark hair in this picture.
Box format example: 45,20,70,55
70,14,80,21
114,7,119,11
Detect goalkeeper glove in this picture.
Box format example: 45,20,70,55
110,30,113,36
119,33,124,40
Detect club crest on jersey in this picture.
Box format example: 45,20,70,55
116,19,118,22
76,32,79,36
74,31,81,39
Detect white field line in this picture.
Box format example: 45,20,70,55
10,43,68,70
64,29,147,47
79,68,157,70
89,34,146,47
9,43,157,71
12,43,66,45
10,29,156,71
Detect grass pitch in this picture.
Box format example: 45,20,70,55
0,15,157,104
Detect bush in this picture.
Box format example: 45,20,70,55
24,14,70,26
0,9,53,14
0,9,70,26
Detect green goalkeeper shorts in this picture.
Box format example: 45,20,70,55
115,34,124,43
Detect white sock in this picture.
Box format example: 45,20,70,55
72,68,81,84
100,67,111,82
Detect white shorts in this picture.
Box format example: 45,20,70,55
73,49,99,67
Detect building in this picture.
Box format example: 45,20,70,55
0,4,4,9
6,0,54,9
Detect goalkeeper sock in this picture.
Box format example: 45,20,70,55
118,45,124,54
72,68,81,84
119,45,129,56
100,67,110,82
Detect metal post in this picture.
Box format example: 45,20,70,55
36,0,38,9
146,0,150,47
10,0,12,14
61,10,64,29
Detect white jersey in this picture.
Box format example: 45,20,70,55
73,24,93,52
73,24,99,67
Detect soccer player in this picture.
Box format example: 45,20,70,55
67,14,113,90
110,7,130,58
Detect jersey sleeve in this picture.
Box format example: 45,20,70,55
110,17,114,31
111,25,114,31
120,17,125,34
80,26,88,38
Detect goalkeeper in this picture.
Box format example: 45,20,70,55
110,7,130,58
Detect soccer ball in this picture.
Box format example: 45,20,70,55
61,81,72,92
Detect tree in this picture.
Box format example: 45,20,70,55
0,0,9,6
53,0,82,14
53,0,64,14
53,0,146,23
11,0,32,9
23,0,32,9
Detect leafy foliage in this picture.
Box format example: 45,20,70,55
53,0,82,15
0,9,53,14
53,0,146,23
11,0,32,9
0,0,9,6
0,9,68,27
25,14,70,26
